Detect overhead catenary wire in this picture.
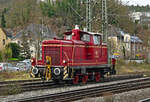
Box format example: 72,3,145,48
67,2,84,20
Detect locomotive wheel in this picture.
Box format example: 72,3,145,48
35,74,38,78
95,72,101,82
73,75,79,84
53,79,60,84
82,75,88,84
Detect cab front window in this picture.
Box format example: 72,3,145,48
93,35,100,45
66,34,72,40
81,34,90,42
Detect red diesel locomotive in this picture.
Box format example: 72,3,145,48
31,26,116,84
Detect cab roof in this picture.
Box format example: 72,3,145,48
64,29,102,36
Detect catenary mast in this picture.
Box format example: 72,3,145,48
102,0,108,42
86,0,92,31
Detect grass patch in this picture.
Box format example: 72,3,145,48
8,58,20,61
0,71,33,81
116,59,150,75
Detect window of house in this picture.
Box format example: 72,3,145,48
3,39,5,45
81,34,90,42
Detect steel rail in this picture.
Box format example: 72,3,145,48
0,73,144,85
0,81,55,92
0,73,144,96
0,79,41,86
11,77,150,102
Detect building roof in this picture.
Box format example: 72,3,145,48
108,26,143,43
119,30,125,36
108,26,125,37
131,36,142,43
12,23,56,40
0,27,12,38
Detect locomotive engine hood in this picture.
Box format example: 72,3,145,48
43,40,62,44
42,40,62,66
42,39,73,66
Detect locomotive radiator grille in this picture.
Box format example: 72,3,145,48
44,47,60,65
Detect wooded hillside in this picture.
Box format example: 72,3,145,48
0,0,136,34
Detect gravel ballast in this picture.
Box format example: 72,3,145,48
0,77,149,102
76,88,150,102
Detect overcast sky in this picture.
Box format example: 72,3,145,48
121,0,150,6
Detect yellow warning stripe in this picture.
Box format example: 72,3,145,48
64,66,67,70
63,74,69,79
63,70,67,75
63,66,68,79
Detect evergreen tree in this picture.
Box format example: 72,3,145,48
21,32,31,59
8,43,21,58
0,51,2,62
1,11,6,27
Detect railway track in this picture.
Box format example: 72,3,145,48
11,77,150,102
0,80,55,92
0,73,144,94
0,79,41,85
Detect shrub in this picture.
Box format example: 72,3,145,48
0,51,2,62
7,43,21,58
1,47,12,61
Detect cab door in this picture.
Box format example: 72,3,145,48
80,33,93,60
93,35,102,64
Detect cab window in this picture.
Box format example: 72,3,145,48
93,35,100,45
81,34,90,42
66,35,72,40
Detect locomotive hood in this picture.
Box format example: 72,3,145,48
42,40,62,44
42,39,73,45
42,39,73,66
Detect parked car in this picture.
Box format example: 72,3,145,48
0,63,19,72
7,63,20,71
22,59,31,66
0,63,6,71
22,59,31,63
16,61,31,72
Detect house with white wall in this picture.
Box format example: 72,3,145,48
108,27,144,59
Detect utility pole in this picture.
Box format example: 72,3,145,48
86,0,92,32
148,39,150,63
102,0,108,42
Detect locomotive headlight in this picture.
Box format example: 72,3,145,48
31,59,33,63
32,67,38,75
72,32,75,36
63,60,66,63
54,68,61,75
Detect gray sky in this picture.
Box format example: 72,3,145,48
121,0,150,6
